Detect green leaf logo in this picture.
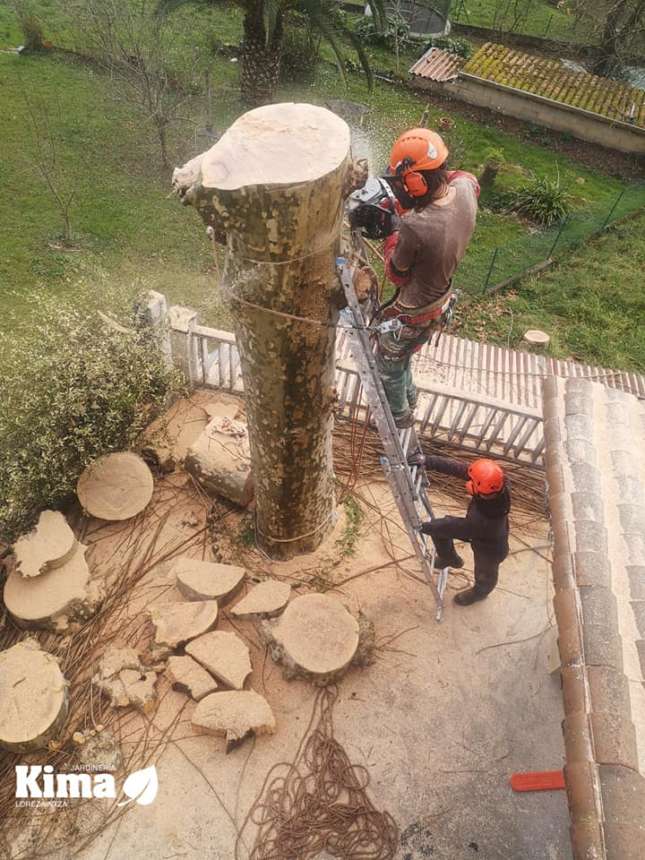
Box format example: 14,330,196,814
117,766,158,806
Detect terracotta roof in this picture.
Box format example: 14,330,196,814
409,47,464,82
543,376,645,859
463,42,645,128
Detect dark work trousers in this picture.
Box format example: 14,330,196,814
432,535,501,595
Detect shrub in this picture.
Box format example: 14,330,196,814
427,36,473,59
18,13,45,51
479,146,506,190
0,298,182,542
510,174,571,227
280,15,321,83
354,12,413,51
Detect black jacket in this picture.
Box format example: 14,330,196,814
421,456,510,561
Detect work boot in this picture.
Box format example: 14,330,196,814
393,409,415,429
433,553,464,570
454,587,488,606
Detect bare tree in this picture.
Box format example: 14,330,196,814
591,0,645,75
21,92,78,245
77,0,206,168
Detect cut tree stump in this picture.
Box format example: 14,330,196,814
77,452,154,521
172,557,246,603
13,510,77,579
173,103,351,559
0,639,69,753
264,593,359,682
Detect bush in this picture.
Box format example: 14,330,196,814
427,36,473,59
281,15,321,83
18,13,45,51
0,298,182,542
510,174,571,227
354,12,413,51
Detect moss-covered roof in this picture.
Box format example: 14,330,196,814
463,43,645,128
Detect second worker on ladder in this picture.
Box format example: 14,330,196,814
378,128,480,428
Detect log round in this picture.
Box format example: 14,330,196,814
270,593,359,678
173,103,351,559
0,639,69,752
77,452,154,520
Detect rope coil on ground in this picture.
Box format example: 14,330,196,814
237,686,399,860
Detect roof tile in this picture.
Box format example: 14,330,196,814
571,492,604,524
574,552,610,589
582,623,624,671
462,43,645,127
573,521,608,557
627,566,645,601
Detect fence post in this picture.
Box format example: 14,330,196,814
601,187,627,231
137,290,173,370
483,247,499,292
168,305,199,386
548,216,568,259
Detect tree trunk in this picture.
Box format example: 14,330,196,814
173,104,351,559
239,11,282,106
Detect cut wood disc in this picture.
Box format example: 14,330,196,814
4,543,91,629
0,639,69,752
13,510,77,579
271,594,359,677
77,452,154,520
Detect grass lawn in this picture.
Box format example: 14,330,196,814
457,212,645,370
450,0,593,44
0,3,643,370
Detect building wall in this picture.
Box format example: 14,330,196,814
413,75,645,155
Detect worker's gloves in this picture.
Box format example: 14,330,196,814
407,450,426,467
419,522,434,535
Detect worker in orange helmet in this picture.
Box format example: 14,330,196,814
377,127,480,428
408,452,510,606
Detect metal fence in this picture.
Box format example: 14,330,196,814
450,0,595,44
463,183,645,293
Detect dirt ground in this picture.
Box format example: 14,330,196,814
6,394,571,860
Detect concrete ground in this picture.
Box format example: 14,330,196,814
79,486,569,859
8,395,571,860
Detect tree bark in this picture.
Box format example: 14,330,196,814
240,10,282,107
173,104,351,559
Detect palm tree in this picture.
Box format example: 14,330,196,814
158,0,385,106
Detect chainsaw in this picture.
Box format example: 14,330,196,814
346,177,400,240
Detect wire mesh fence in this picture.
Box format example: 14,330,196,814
467,183,645,293
450,0,595,45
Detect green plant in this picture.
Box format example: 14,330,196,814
336,495,364,558
280,12,321,82
427,35,473,58
479,146,506,190
510,174,571,227
158,0,386,106
0,297,182,542
354,11,412,51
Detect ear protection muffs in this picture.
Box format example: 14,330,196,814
396,157,428,199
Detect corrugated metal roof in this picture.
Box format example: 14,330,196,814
463,42,645,128
409,47,464,82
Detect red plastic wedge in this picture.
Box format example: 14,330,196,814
510,770,566,792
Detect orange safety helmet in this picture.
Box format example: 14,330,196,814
387,128,449,198
466,459,505,497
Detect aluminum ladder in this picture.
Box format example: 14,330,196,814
336,256,450,621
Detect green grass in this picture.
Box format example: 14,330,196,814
457,212,645,370
0,3,642,370
451,0,593,44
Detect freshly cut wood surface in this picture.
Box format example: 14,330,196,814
77,452,154,520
